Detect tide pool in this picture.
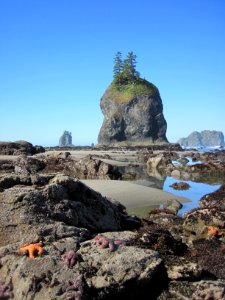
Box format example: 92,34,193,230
163,177,221,216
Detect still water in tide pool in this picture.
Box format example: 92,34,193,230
127,176,221,218
163,176,221,216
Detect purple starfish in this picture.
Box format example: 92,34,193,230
93,235,126,252
0,280,14,299
66,276,89,300
61,251,82,268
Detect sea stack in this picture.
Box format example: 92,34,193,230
98,78,168,146
178,130,225,148
98,52,168,146
59,131,73,147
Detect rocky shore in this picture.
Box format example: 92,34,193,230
0,142,224,299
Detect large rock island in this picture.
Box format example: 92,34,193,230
178,130,225,148
98,52,168,146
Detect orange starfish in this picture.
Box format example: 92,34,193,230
207,226,220,237
19,241,43,259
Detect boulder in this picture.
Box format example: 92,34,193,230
148,209,183,228
163,199,183,215
200,184,225,209
0,159,14,173
171,169,181,179
128,220,186,256
191,238,225,279
192,280,225,299
146,153,174,177
14,155,46,175
43,154,122,180
182,208,225,244
0,141,45,155
158,280,225,300
0,174,137,248
78,234,166,299
166,260,203,281
72,155,121,179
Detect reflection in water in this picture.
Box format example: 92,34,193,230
120,165,166,189
163,177,221,216
120,165,222,217
127,204,160,219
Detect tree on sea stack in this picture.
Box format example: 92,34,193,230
98,52,168,146
113,51,140,86
123,51,140,83
113,51,123,86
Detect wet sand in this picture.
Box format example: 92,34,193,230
81,179,190,209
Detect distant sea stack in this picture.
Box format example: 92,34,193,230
178,130,225,148
98,52,168,146
59,131,73,147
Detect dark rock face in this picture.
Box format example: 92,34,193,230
14,155,46,174
178,130,225,147
0,174,131,244
0,141,45,155
191,238,225,279
98,82,168,145
200,184,225,209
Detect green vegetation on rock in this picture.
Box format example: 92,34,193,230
109,51,158,103
106,78,158,104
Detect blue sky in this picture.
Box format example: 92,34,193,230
0,0,225,146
